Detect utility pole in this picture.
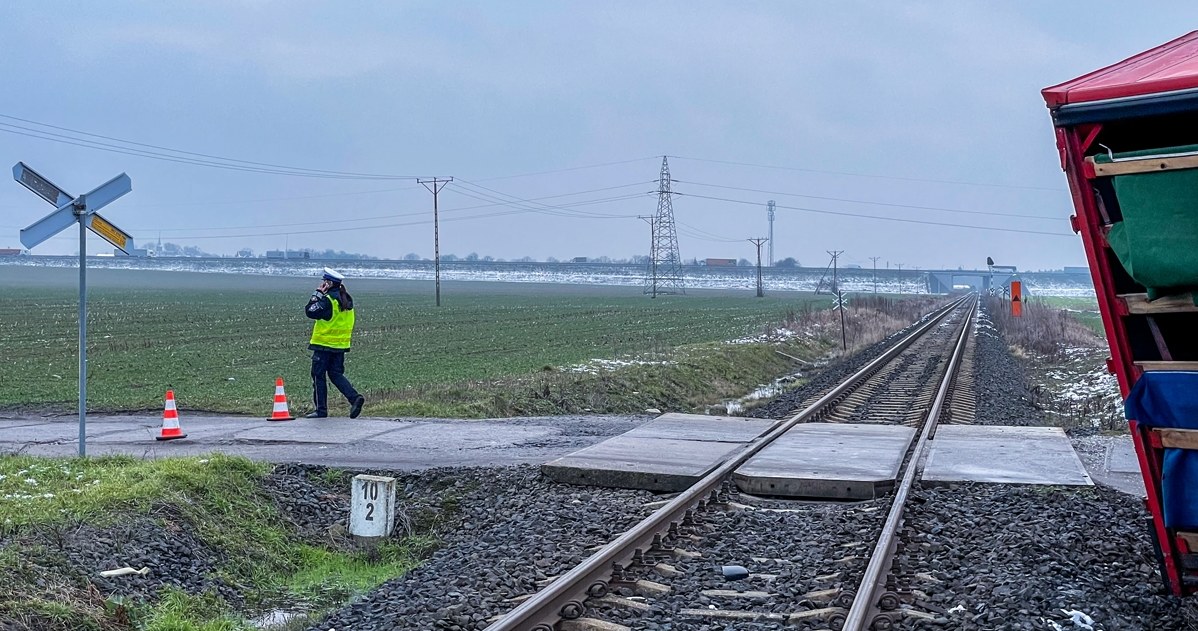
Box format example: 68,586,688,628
766,200,775,267
869,256,881,294
419,177,453,306
638,215,657,297
827,250,843,294
748,238,768,298
895,262,905,294
826,250,846,350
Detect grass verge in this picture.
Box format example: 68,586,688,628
0,455,433,631
981,297,1122,431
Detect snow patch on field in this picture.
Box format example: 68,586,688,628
1031,346,1123,430
564,358,676,374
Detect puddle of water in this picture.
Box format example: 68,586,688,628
253,610,307,630
716,372,803,416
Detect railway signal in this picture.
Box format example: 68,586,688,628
11,162,134,457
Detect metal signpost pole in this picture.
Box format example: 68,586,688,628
78,210,87,456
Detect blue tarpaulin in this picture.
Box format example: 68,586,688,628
1125,371,1198,529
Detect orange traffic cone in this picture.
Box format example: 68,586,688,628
267,377,296,421
156,390,187,441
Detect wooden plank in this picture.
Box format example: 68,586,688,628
560,619,631,631
680,609,788,622
596,595,651,612
1121,293,1198,314
1159,429,1198,451
1086,153,1198,177
701,589,774,599
1135,361,1198,372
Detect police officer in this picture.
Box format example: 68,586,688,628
305,267,365,419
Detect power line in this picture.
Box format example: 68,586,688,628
0,113,417,179
672,179,1063,221
471,156,660,182
452,179,648,219
132,182,653,234
111,194,647,240
449,185,645,220
674,192,1074,237
668,155,1063,192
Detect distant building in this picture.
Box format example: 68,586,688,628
0,248,24,256
705,258,737,267
571,256,588,263
265,250,285,259
123,248,151,257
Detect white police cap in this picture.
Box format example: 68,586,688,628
321,267,345,283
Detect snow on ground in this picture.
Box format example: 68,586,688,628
563,358,676,374
0,257,1095,297
1032,346,1123,430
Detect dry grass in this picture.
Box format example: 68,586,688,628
768,294,945,356
982,296,1104,359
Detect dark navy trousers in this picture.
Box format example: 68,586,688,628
311,350,360,415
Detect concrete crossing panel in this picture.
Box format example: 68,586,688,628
541,413,775,492
732,423,917,500
922,425,1092,486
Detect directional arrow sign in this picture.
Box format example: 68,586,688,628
13,162,73,207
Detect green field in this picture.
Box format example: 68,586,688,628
0,268,829,417
1027,295,1105,337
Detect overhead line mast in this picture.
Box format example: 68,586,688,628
645,156,684,297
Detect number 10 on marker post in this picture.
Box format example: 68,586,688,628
350,474,396,539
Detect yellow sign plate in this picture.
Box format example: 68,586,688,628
88,214,130,252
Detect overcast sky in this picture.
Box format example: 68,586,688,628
1,2,1194,270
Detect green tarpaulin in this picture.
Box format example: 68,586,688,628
1096,145,1198,301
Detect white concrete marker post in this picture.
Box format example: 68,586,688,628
350,474,396,539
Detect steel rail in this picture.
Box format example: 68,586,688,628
484,296,971,631
841,296,977,631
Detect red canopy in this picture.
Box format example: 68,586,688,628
1043,31,1198,107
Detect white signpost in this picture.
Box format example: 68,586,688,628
350,474,396,539
11,162,134,457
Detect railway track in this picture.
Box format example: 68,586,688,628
482,295,979,631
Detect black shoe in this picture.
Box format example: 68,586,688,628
349,396,365,419
304,411,328,419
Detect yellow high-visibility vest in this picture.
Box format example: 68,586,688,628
310,296,354,349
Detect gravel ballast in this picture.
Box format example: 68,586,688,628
896,483,1197,630
308,465,656,631
971,305,1047,426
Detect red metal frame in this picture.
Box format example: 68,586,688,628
1043,31,1198,106
1056,122,1192,597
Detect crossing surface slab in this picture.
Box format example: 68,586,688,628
733,423,917,500
922,425,1093,486
541,414,776,492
